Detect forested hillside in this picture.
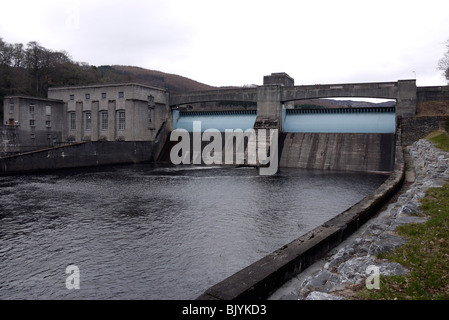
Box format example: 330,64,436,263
0,38,214,101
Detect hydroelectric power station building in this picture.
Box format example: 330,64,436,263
2,83,170,155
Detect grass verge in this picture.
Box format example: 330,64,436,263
356,132,449,300
424,130,449,152
357,183,449,299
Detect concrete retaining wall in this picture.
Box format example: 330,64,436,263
279,132,396,173
400,116,449,146
197,132,405,300
1,125,20,156
0,141,155,175
417,86,449,102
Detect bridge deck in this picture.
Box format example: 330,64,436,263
170,81,400,106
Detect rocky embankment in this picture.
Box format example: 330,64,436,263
270,139,449,300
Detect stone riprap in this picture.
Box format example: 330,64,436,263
270,138,449,300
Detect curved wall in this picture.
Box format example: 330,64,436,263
197,131,404,300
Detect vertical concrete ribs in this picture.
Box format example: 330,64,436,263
279,132,396,173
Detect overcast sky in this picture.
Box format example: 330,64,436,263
1,0,449,88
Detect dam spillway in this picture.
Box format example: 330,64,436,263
279,132,395,173
169,106,396,173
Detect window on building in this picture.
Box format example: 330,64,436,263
70,112,76,130
30,133,35,140
9,102,14,114
46,105,52,116
148,96,154,128
148,107,153,125
118,111,126,130
85,112,92,130
101,112,108,130
46,120,51,128
70,94,75,100
102,93,107,99
29,104,35,121
118,92,124,99
85,93,90,100
30,119,35,126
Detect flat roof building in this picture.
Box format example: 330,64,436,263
1,83,171,156
48,83,170,142
2,96,65,154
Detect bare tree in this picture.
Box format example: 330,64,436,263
11,43,25,68
0,38,13,65
438,39,449,83
25,41,47,94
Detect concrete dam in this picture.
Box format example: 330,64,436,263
160,130,396,173
166,73,405,174
279,132,395,172
166,105,396,173
279,106,396,172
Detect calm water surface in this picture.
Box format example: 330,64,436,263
0,165,387,299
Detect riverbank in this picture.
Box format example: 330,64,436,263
269,137,449,300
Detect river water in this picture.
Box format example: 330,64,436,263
0,165,388,300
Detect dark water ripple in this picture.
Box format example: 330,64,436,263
0,165,387,299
